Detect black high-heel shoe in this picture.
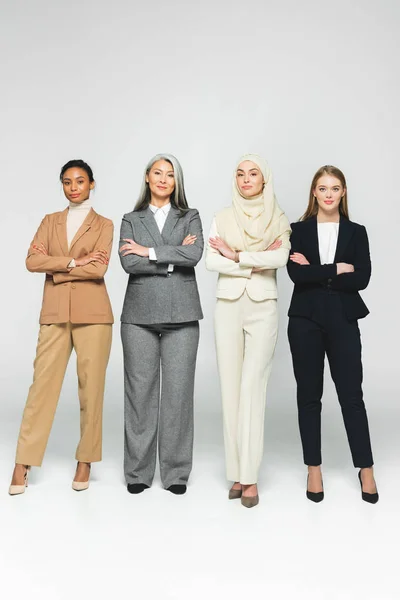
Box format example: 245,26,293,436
358,470,379,504
306,474,324,503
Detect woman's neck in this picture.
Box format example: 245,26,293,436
317,209,340,223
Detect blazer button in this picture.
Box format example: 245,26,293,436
71,284,76,289
328,278,332,283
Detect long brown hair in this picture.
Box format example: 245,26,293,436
301,165,349,221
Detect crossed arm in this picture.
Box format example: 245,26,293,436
26,216,113,283
119,211,204,275
287,225,371,291
205,218,290,277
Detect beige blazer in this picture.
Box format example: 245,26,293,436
205,207,290,301
26,208,114,324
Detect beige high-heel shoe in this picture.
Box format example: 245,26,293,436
9,466,30,496
72,462,91,492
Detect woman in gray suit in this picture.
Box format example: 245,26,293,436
119,154,203,495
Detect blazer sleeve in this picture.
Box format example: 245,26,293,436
239,230,291,269
152,210,204,267
52,221,114,284
26,216,73,273
205,217,252,278
330,225,371,291
119,216,169,276
286,224,337,283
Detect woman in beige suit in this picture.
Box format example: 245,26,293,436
9,159,113,495
206,154,290,508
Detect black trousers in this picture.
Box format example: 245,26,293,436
288,292,373,468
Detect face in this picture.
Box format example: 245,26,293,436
146,160,175,200
62,168,94,203
236,160,264,198
313,175,345,216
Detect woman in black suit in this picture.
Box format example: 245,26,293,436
287,165,378,504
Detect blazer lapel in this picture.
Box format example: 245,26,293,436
56,208,69,255
334,217,355,262
161,206,181,241
69,208,96,252
139,207,164,245
305,217,321,265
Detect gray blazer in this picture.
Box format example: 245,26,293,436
119,206,204,324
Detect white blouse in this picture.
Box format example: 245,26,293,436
148,203,173,272
317,222,339,264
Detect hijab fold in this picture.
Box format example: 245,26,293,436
232,154,291,251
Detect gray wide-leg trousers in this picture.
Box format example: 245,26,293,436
121,321,199,488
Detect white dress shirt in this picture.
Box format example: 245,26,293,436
148,203,173,272
317,222,339,264
67,198,92,267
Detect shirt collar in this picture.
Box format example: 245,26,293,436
149,202,171,215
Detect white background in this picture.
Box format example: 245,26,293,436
0,1,399,599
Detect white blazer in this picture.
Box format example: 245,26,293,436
205,207,290,301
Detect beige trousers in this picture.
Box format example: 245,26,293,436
16,323,112,466
215,292,278,484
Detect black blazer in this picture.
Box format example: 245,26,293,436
287,216,371,322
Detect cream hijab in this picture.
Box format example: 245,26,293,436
232,154,291,251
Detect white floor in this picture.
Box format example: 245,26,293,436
1,401,399,600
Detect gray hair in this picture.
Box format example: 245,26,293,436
134,153,189,213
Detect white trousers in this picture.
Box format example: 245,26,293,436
215,292,278,484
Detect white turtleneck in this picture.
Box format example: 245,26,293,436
67,198,92,267
67,198,92,248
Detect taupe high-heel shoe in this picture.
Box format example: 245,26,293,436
241,494,259,508
72,462,91,492
229,484,242,500
9,466,30,496
241,484,259,508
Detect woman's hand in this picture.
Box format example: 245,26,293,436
266,239,282,251
182,234,197,246
33,243,48,255
209,236,236,261
75,250,109,267
120,238,150,258
337,262,354,275
290,252,310,265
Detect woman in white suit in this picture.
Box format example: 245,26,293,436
206,154,290,508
